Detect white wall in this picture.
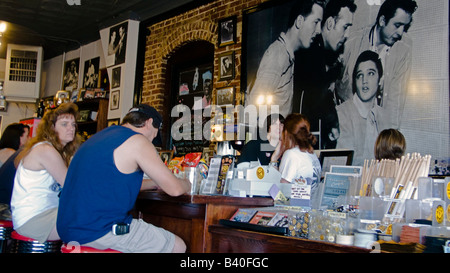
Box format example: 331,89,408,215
42,40,106,98
99,19,140,120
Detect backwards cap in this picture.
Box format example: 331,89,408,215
128,104,163,129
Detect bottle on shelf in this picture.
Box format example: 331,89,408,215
37,99,45,118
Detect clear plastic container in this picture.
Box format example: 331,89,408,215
359,196,388,220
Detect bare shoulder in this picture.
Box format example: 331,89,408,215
23,142,61,169
115,133,155,162
30,142,58,155
122,133,153,151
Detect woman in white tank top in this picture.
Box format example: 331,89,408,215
11,103,81,243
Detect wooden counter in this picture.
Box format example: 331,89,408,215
135,190,273,253
208,224,371,253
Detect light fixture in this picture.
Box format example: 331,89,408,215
0,22,6,46
257,95,265,105
0,22,6,33
256,94,273,105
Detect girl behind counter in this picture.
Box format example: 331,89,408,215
238,113,284,166
278,113,322,202
11,102,81,243
374,128,406,161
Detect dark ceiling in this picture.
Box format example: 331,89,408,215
0,0,207,60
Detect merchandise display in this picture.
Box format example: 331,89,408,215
162,148,449,253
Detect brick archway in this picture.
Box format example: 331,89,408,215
142,20,217,115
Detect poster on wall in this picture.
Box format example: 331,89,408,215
171,63,213,156
243,0,449,166
83,57,100,89
178,64,213,109
107,21,128,67
62,58,79,91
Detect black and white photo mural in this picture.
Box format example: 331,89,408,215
243,0,449,168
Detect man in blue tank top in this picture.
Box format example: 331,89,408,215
57,104,191,253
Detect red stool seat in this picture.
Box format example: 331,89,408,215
0,220,13,228
61,243,121,253
10,231,62,253
11,231,60,242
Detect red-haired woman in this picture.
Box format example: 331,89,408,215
278,113,322,205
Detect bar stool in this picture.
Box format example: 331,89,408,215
10,231,62,253
0,220,13,253
61,242,121,253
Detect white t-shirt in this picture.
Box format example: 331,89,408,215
11,142,62,229
279,146,322,186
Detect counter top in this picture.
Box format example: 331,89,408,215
137,190,274,206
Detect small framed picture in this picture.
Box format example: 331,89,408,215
218,16,236,47
110,90,120,110
219,51,235,81
54,90,70,106
78,88,86,102
84,89,95,100
112,66,121,88
78,110,90,122
107,118,120,127
159,150,174,166
216,86,235,107
70,89,78,102
95,90,107,98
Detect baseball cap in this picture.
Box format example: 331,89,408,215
128,104,163,129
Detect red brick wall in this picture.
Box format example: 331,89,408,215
141,0,267,117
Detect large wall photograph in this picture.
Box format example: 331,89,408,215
243,0,449,168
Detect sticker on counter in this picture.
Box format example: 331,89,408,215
256,167,264,179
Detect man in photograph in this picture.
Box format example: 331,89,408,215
294,0,357,149
83,58,99,89
335,0,418,130
63,60,79,91
246,0,325,118
221,56,233,78
116,24,127,65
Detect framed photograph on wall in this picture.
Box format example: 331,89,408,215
83,57,100,89
219,51,235,81
62,58,79,91
216,86,235,107
107,21,128,66
218,16,236,47
110,90,120,110
112,66,121,88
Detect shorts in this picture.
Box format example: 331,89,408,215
83,219,175,253
14,207,58,243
